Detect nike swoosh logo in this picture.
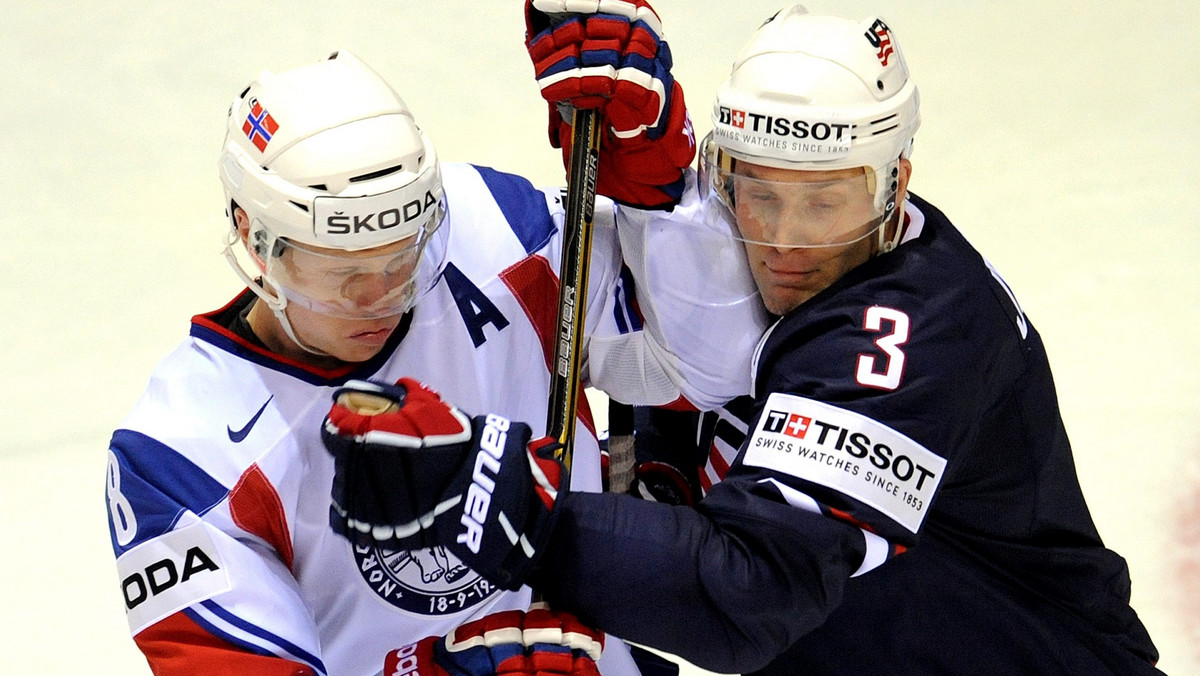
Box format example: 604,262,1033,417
227,396,274,443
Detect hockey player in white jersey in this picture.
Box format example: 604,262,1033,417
104,11,767,675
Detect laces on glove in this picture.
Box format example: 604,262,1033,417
322,378,473,548
384,606,604,676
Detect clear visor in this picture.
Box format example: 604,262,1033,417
260,200,447,320
701,134,892,249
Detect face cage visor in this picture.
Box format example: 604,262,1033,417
240,199,448,320
699,133,897,250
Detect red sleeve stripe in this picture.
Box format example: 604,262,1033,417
135,610,318,676
229,464,294,570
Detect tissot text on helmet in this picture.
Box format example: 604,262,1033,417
714,106,855,160
718,106,853,143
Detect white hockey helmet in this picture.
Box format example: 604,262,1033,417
701,5,920,251
219,50,447,326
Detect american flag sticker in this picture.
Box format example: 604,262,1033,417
865,19,894,67
242,98,278,153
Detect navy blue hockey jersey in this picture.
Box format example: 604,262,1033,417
533,194,1161,674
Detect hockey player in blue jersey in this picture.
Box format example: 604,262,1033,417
104,13,769,675
319,4,1164,674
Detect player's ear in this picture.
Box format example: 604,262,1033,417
896,158,912,204
232,206,269,271
233,207,251,243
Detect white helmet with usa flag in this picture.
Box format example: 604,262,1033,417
700,5,920,251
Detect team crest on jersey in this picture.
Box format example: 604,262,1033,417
353,543,499,615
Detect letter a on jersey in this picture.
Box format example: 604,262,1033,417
443,263,510,347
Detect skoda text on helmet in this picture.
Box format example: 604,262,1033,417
701,5,920,253
218,50,448,347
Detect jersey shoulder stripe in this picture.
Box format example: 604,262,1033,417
108,429,229,553
229,464,294,570
464,164,556,255
497,254,598,437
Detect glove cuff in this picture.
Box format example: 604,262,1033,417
552,84,695,211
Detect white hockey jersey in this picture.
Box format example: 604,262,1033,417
105,163,765,675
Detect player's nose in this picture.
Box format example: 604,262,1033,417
342,273,392,306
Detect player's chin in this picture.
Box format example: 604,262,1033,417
761,291,804,316
761,281,823,316
329,318,401,359
326,339,389,364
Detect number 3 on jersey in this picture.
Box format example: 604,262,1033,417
856,306,910,391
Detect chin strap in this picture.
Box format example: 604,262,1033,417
874,193,907,255
872,155,909,255
221,230,334,358
265,301,334,359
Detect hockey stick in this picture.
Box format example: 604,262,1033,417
545,106,602,473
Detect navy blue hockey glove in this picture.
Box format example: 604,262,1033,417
626,405,703,505
321,378,567,590
525,0,694,209
383,606,603,676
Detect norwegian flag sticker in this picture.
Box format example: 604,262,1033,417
242,98,278,153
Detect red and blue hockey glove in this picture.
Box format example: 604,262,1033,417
383,606,603,676
525,0,694,209
321,378,567,590
631,460,696,506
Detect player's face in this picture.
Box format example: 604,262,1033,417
272,236,423,320
279,299,405,364
733,164,883,315
234,207,431,365
248,237,418,365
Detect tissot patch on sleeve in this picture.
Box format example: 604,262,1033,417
743,392,946,533
116,520,232,635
